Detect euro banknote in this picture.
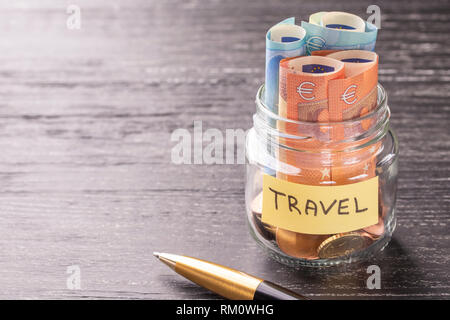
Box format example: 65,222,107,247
279,51,378,135
326,50,378,122
265,17,307,114
276,51,380,185
301,11,378,55
325,50,380,185
277,55,345,185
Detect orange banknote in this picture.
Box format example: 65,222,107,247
276,50,380,186
325,50,380,185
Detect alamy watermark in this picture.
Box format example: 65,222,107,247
66,4,81,30
367,5,381,29
366,264,381,289
66,265,81,290
171,121,247,165
64,5,380,31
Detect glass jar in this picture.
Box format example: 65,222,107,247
245,84,399,267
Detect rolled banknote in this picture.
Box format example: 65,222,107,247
326,50,378,122
279,51,378,137
301,11,378,55
323,50,381,186
321,11,365,32
277,55,345,185
310,49,339,57
265,17,307,114
327,50,380,186
278,55,345,124
277,51,380,185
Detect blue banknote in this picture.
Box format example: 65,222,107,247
301,12,378,55
265,17,306,115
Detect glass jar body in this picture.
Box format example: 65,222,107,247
245,84,399,267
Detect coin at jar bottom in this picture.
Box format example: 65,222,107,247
251,191,263,215
251,192,276,241
364,203,386,237
252,213,276,241
276,228,330,260
317,232,374,259
363,218,385,237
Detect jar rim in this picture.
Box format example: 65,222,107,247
255,83,388,127
253,83,391,148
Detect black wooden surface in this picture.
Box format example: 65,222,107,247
0,0,448,299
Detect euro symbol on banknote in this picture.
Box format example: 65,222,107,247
297,82,316,101
341,84,358,105
306,36,326,52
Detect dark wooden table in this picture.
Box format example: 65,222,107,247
0,0,448,299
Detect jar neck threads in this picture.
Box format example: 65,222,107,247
253,84,390,153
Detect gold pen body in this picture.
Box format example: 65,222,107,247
155,252,307,300
156,253,262,300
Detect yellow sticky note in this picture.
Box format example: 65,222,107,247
261,174,379,235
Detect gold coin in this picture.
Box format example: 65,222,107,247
252,213,276,240
363,217,385,237
317,232,373,259
251,191,263,215
276,228,329,260
251,192,276,240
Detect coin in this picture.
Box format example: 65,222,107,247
252,214,276,241
276,228,329,260
251,192,276,240
363,202,386,237
363,217,385,237
251,192,263,215
317,232,373,259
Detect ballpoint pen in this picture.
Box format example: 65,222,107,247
154,252,308,300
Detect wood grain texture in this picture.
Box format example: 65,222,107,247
0,0,448,299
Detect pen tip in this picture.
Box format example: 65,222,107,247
153,252,160,258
